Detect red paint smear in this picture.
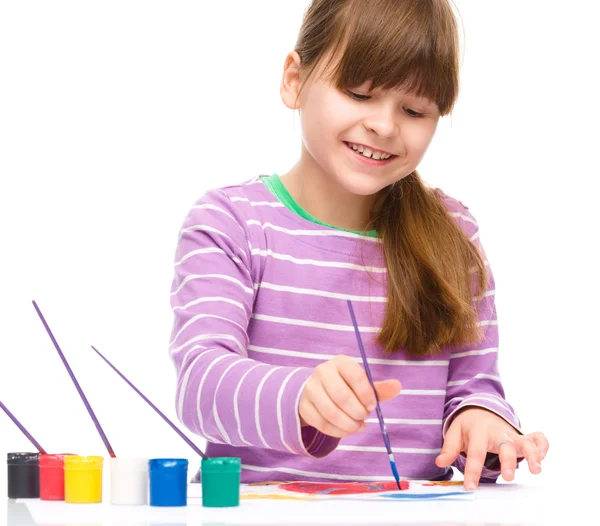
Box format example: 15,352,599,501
279,481,409,495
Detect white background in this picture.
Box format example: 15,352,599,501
1,0,598,521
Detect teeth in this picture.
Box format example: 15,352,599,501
348,142,391,160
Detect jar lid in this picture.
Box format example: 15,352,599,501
110,457,148,471
64,455,104,470
149,458,188,471
201,457,241,474
39,453,75,467
7,452,39,465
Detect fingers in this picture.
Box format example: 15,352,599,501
528,431,550,460
463,427,488,490
496,433,518,482
298,397,355,438
334,358,378,413
318,361,371,421
514,434,542,474
310,382,366,435
374,379,402,402
435,422,463,468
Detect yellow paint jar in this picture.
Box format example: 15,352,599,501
64,455,103,504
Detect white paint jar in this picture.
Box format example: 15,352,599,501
110,457,148,505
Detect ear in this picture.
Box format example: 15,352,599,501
280,51,303,110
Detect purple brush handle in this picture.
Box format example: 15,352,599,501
32,300,116,457
0,400,46,454
91,345,206,459
347,300,401,489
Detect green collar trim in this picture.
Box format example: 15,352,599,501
260,174,378,238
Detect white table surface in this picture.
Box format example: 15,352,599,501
2,474,587,526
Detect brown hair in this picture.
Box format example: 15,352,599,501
293,0,488,357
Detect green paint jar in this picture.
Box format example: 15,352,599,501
201,457,241,507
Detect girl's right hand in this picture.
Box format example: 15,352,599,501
298,355,402,438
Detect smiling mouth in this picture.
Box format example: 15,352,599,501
343,141,397,161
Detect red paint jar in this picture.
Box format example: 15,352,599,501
39,454,74,501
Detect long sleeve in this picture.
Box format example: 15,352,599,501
168,188,336,458
442,205,523,481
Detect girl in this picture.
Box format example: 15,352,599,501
168,0,548,490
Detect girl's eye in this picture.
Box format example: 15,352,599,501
404,108,424,118
346,90,371,101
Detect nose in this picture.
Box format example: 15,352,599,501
362,104,399,138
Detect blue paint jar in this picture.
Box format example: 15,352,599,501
149,458,188,507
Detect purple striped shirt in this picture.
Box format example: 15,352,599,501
168,174,522,483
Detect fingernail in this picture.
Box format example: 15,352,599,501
540,450,546,460
535,462,542,472
367,403,376,411
503,469,514,478
465,482,476,491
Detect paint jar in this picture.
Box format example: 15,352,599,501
110,457,148,505
39,453,74,501
64,455,103,503
7,452,39,499
201,457,241,507
149,458,188,507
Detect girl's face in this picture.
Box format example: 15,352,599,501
282,51,441,197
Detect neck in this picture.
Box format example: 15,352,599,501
279,147,378,233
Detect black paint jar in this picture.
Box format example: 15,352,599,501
7,452,40,499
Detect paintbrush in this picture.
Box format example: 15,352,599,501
347,299,401,491
32,300,116,458
90,345,206,459
0,399,47,454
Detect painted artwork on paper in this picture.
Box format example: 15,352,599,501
240,480,473,501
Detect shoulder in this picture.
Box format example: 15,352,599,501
180,175,282,241
432,187,480,239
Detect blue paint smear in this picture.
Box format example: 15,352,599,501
380,492,469,500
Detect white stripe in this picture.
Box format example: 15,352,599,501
170,333,247,359
175,247,243,267
230,196,285,207
401,389,446,396
212,359,249,443
477,320,497,327
450,347,498,359
246,220,378,242
472,290,495,301
470,231,480,241
171,273,253,296
248,344,448,366
277,369,303,455
444,397,464,409
191,204,236,222
233,363,264,446
450,212,477,225
251,313,379,333
250,247,387,273
447,373,502,387
255,368,281,448
172,296,247,314
176,347,218,420
179,225,236,245
241,464,428,482
255,281,387,302
196,354,233,443
366,418,442,425
294,379,309,455
169,314,247,347
337,445,441,455
455,399,518,427
460,394,516,418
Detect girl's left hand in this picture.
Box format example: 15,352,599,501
435,407,549,490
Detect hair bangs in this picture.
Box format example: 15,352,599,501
317,0,460,115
